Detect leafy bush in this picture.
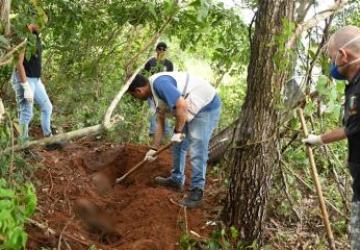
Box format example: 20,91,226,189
0,179,36,250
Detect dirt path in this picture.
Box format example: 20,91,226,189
26,141,222,249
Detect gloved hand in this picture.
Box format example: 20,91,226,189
302,134,324,145
171,133,185,143
22,81,34,102
144,149,158,162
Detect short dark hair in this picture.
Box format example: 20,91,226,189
156,42,167,51
128,74,149,92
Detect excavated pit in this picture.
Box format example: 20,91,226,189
26,141,219,249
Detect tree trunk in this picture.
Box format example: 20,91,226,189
0,0,11,123
222,0,294,245
1,0,11,36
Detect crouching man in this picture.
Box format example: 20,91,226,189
128,72,221,208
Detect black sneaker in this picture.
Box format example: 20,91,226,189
180,188,203,208
154,176,183,192
43,134,66,151
44,140,66,151
22,149,44,162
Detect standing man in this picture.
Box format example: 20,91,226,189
12,23,53,142
144,42,174,75
144,42,174,138
128,72,221,208
302,25,360,249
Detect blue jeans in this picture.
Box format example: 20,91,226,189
148,98,170,136
170,105,221,190
12,73,53,139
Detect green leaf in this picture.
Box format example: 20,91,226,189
230,226,239,239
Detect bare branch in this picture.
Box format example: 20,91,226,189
0,39,27,66
286,0,350,49
0,116,124,154
102,67,142,129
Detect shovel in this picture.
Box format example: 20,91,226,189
298,109,336,250
116,141,174,183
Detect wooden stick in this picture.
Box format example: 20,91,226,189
116,142,174,183
298,109,336,250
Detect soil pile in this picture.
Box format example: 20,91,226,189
26,141,221,249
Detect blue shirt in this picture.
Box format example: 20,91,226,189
153,75,221,112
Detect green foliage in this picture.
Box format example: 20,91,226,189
0,119,37,249
0,179,36,250
273,19,296,73
180,226,259,250
168,1,249,77
217,77,246,129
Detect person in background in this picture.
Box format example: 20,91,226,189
128,72,221,208
302,25,360,249
144,42,174,74
144,42,174,138
12,23,53,141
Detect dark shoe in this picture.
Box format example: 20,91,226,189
180,188,203,208
44,134,66,151
44,140,66,151
22,149,44,162
154,176,183,192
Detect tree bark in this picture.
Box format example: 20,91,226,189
0,0,11,123
1,0,11,36
222,0,294,245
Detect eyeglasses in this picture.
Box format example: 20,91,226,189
156,48,166,52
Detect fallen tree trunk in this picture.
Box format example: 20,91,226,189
1,124,103,154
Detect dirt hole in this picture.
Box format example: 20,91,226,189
73,146,136,244
29,143,210,250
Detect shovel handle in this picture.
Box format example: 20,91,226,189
116,142,174,183
298,109,336,250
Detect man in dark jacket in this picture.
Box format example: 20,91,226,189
302,25,360,249
144,42,174,138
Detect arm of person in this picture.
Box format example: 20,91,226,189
174,97,187,132
16,51,27,83
321,127,347,144
151,110,166,149
303,127,347,145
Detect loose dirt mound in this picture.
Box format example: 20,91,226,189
27,141,221,249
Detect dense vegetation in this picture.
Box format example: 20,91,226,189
1,0,360,249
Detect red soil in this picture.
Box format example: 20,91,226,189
26,141,222,249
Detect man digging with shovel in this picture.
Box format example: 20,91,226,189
128,72,221,208
302,25,360,249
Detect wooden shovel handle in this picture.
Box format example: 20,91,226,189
298,109,336,250
115,142,174,183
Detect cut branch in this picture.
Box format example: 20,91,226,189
102,68,142,129
0,39,27,66
1,124,103,154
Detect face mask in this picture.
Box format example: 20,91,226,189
330,60,347,80
329,35,360,80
